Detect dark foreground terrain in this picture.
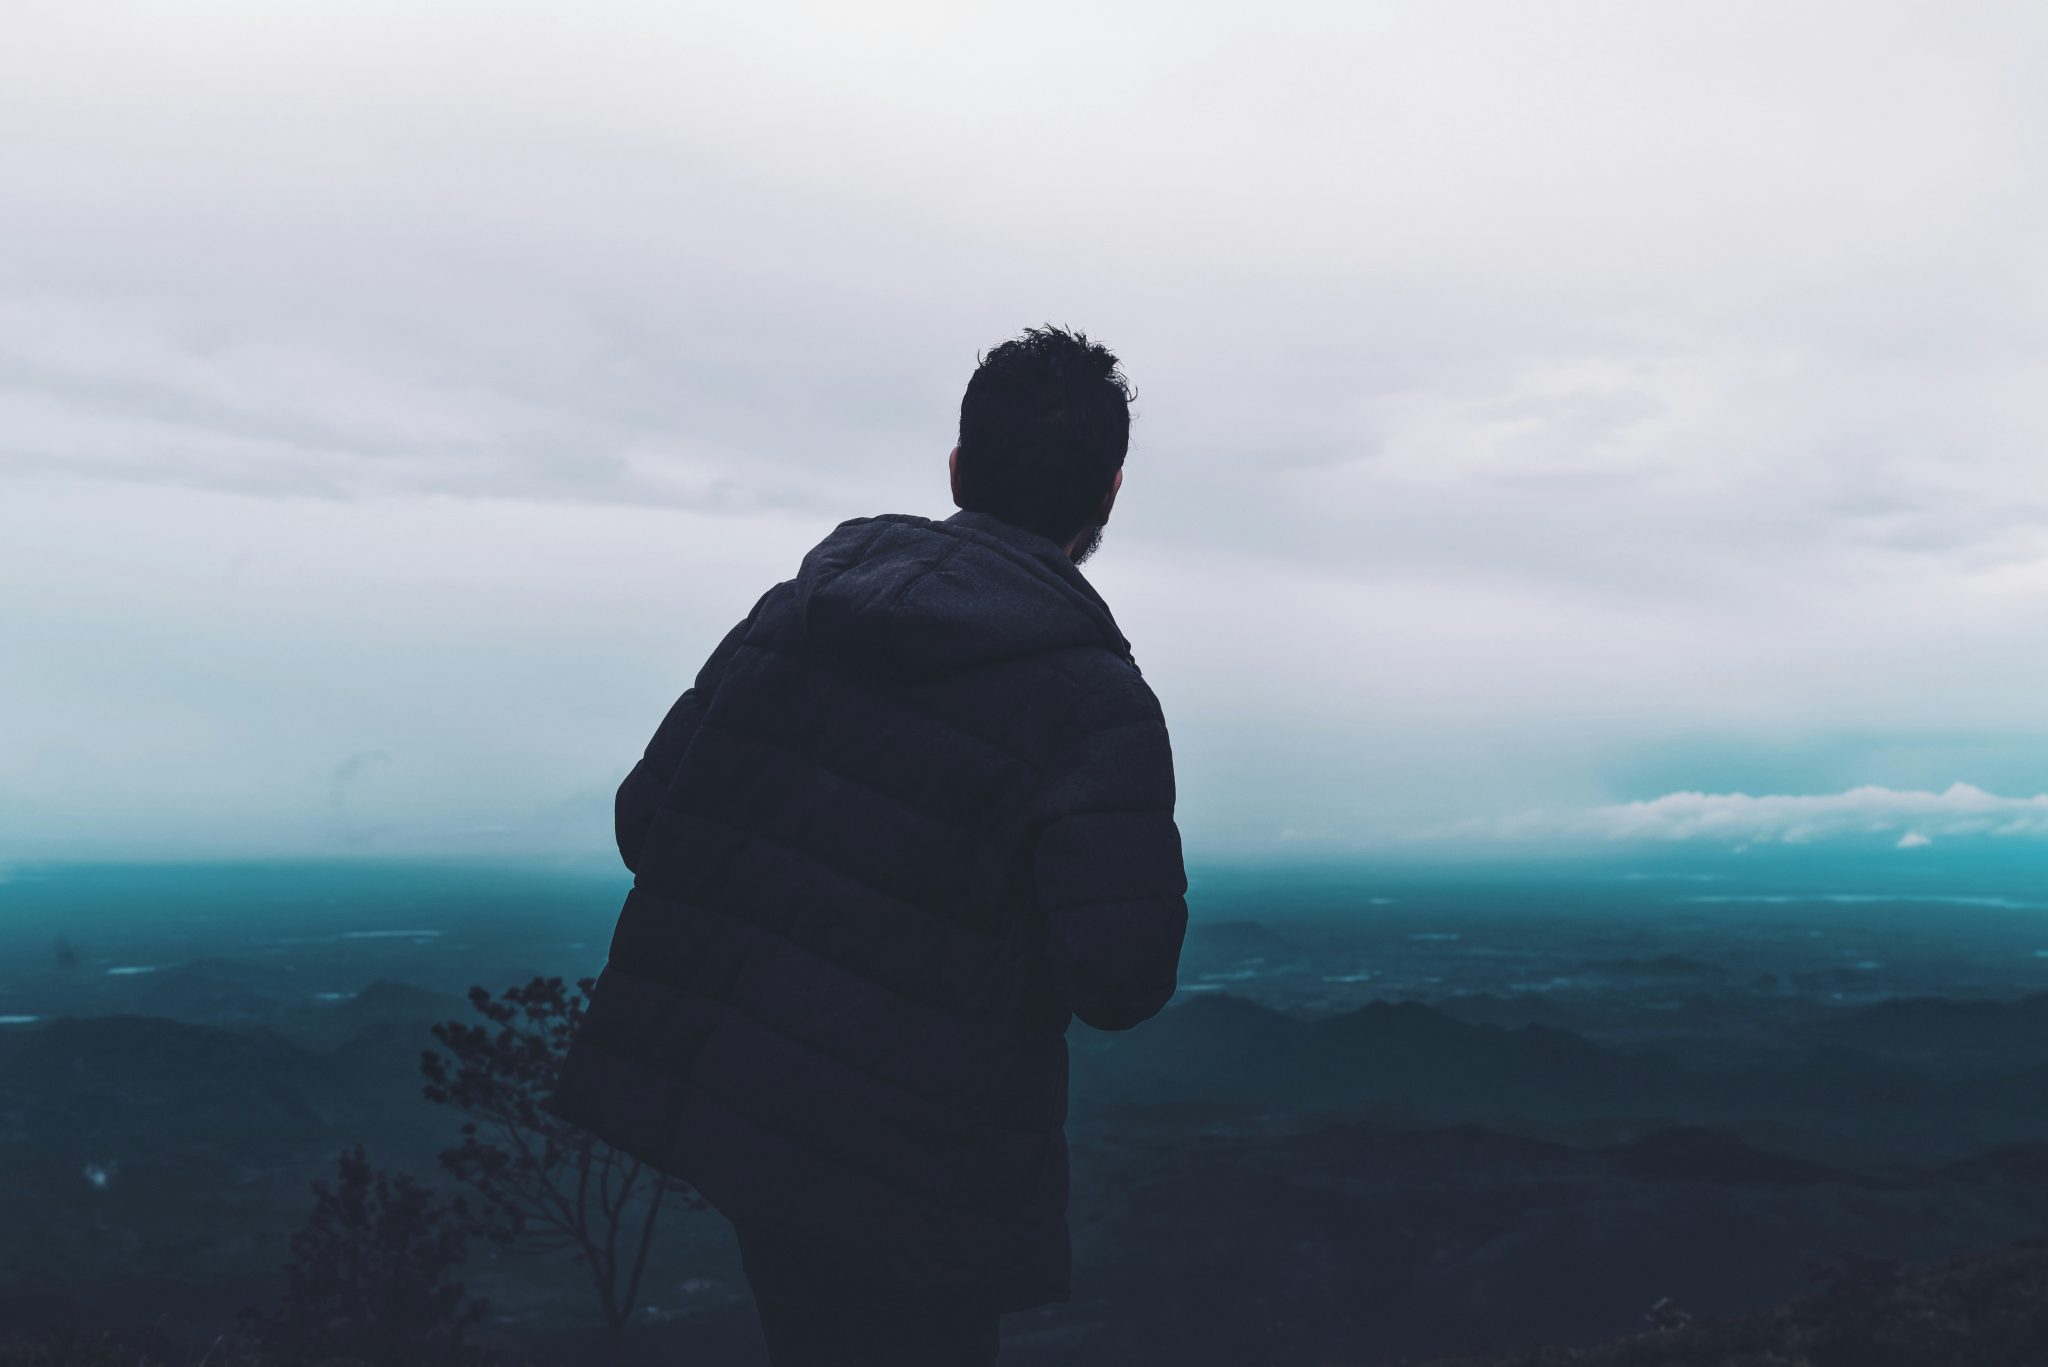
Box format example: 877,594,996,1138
13,1237,2046,1367
1429,1236,2048,1367
3,856,2047,1363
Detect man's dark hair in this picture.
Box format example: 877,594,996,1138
955,324,1135,545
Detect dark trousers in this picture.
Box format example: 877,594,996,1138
734,1221,1002,1366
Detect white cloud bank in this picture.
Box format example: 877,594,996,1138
1461,783,2048,847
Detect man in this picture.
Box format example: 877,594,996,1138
546,324,1189,1365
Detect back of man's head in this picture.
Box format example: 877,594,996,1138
955,325,1134,546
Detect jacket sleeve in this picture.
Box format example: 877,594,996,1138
1028,675,1190,1031
615,593,768,874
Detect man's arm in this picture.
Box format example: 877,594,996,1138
1029,675,1189,1031
615,591,771,874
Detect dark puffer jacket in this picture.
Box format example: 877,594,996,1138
546,507,1189,1311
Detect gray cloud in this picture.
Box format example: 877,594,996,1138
5,3,2048,857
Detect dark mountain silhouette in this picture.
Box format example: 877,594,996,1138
1434,991,1602,1033
1797,990,2048,1069
1073,992,2048,1165
0,1015,329,1142
1304,1000,1671,1115
106,962,282,1022
1605,1127,1872,1187
1072,993,1676,1118
284,979,475,1051
333,979,463,1018
1938,1139,2048,1184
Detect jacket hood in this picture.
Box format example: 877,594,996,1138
789,509,1134,680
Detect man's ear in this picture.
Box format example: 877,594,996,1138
1097,465,1124,523
949,445,964,509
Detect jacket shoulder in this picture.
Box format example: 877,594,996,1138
1051,648,1165,741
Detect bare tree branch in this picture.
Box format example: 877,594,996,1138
422,976,709,1356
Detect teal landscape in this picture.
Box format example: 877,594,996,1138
6,853,2047,1363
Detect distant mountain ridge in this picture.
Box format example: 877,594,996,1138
1072,989,2048,1163
1797,990,2048,1068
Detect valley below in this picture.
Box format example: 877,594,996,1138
4,856,2047,1364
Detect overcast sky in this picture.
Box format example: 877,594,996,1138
5,2,2048,862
